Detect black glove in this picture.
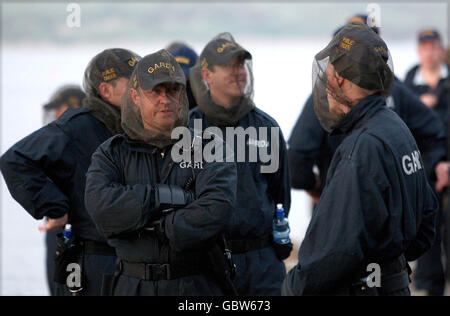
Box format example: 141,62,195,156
155,184,194,212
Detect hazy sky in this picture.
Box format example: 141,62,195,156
1,2,448,45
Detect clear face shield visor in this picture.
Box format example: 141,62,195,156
312,56,345,133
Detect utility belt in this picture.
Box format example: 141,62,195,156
228,232,272,254
347,255,411,296
83,240,116,256
106,235,238,296
118,259,202,281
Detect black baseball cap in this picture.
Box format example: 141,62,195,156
43,85,86,109
199,35,251,69
95,48,140,82
418,29,441,44
83,48,141,96
171,45,198,77
317,22,393,93
131,49,185,91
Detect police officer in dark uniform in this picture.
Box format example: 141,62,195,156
405,29,449,125
84,50,237,296
289,18,446,207
282,23,439,296
289,81,446,201
0,48,141,296
189,33,292,296
41,85,86,296
404,29,449,295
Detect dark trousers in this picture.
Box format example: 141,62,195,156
414,201,446,295
444,196,450,281
232,246,286,296
45,230,59,296
54,253,116,296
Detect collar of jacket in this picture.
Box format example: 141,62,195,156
331,93,385,135
82,95,123,135
197,93,255,127
122,133,172,154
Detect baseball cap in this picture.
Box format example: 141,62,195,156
131,49,186,91
418,29,441,43
83,48,141,96
43,85,86,109
199,33,251,68
317,22,393,94
171,45,198,77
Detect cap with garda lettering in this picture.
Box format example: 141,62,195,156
83,48,141,96
312,23,394,132
316,22,394,94
199,32,251,68
131,49,186,91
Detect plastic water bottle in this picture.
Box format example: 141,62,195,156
63,224,72,244
273,204,290,244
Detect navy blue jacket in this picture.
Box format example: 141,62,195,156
85,133,237,260
0,108,111,242
283,94,439,295
189,107,291,239
288,79,446,191
84,133,237,295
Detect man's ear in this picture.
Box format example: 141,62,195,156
130,88,140,106
98,82,112,101
201,68,212,85
334,71,346,86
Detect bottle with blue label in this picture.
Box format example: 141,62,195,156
273,204,290,244
63,224,72,244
